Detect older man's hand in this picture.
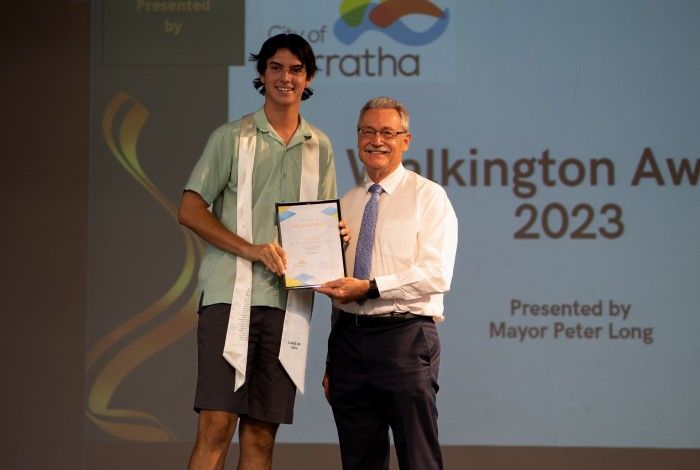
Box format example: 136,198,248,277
315,277,370,304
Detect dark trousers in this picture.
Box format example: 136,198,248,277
327,313,442,470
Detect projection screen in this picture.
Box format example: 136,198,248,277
87,0,700,456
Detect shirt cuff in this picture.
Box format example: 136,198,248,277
374,274,400,295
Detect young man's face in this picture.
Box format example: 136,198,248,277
357,108,411,183
260,48,312,108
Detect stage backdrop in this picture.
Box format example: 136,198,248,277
88,0,700,448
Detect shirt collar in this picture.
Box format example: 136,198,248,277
362,163,406,196
253,107,311,147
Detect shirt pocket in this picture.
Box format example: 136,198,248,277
379,220,418,263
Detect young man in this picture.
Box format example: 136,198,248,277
178,34,338,470
317,97,458,470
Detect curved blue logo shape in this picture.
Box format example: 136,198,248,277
334,2,450,46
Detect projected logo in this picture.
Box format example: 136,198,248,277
86,92,203,441
334,0,450,45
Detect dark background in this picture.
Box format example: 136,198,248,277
2,1,698,468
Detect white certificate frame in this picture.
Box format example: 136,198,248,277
276,199,346,289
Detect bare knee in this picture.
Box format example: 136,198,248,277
239,417,279,460
197,410,238,450
188,411,238,470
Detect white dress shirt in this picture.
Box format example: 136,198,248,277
336,164,458,322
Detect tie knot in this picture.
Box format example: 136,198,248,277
369,184,383,195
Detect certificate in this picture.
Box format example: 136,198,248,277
276,199,346,289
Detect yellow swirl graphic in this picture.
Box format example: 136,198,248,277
86,92,203,441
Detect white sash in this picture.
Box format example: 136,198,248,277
279,134,319,394
223,114,319,394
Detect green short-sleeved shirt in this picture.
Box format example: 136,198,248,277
185,108,337,309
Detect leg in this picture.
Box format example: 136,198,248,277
191,304,243,469
330,384,391,470
390,386,441,470
328,317,391,470
245,308,297,424
188,410,238,470
235,307,295,469
384,320,443,470
237,416,280,470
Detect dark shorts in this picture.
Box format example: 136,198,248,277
194,304,296,424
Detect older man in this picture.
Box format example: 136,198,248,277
317,96,458,470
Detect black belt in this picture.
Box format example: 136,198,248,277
339,310,425,327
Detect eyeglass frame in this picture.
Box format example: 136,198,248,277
356,127,408,140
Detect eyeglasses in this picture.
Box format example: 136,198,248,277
357,127,408,140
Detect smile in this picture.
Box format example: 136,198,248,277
365,145,390,154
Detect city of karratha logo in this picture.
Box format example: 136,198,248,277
334,0,450,45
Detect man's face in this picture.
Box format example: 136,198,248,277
357,108,411,182
260,48,311,107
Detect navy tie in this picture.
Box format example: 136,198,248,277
353,184,383,279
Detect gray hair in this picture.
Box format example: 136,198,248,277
358,96,410,131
